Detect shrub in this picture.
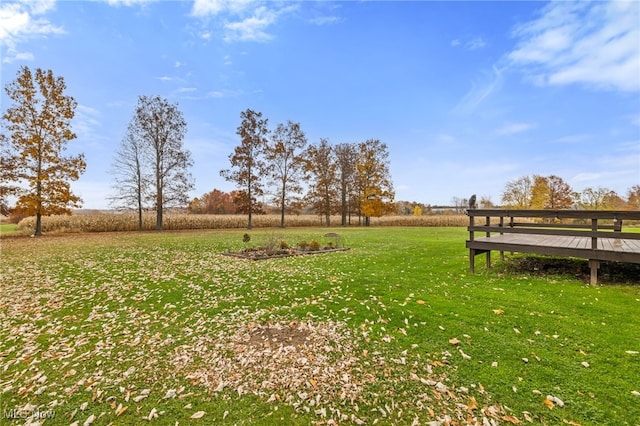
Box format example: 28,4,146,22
298,241,308,250
309,240,321,251
279,240,289,249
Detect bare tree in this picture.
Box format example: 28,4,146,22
129,95,193,231
450,196,469,213
334,143,358,226
221,109,269,229
109,128,150,230
265,121,307,228
303,138,337,226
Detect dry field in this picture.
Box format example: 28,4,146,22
15,214,469,234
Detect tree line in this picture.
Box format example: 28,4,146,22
0,67,395,233
218,108,395,229
2,67,637,236
501,174,639,210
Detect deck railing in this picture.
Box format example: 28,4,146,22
466,209,640,284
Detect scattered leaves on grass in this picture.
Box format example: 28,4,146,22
190,411,205,419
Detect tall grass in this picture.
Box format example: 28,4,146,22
15,213,470,234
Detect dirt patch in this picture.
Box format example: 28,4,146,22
173,320,367,412
246,323,311,348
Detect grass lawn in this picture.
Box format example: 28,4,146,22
0,223,18,235
1,227,638,425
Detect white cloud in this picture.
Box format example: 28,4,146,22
309,15,342,26
191,0,296,43
73,104,106,149
453,65,503,115
223,5,277,42
495,122,535,136
104,0,153,7
450,36,486,50
553,134,589,144
191,0,256,17
508,1,640,92
0,0,64,62
8,51,34,61
466,37,486,50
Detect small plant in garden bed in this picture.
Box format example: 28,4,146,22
223,236,349,260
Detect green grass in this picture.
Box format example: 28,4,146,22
1,227,638,425
0,223,18,235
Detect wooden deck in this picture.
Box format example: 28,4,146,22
466,209,640,284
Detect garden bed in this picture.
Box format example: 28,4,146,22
222,246,350,260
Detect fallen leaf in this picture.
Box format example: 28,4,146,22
147,408,158,420
632,390,640,397
416,300,426,305
190,411,205,419
502,414,521,424
116,404,128,417
543,398,555,409
562,420,581,426
449,338,460,345
547,395,564,407
581,362,590,368
467,397,478,412
492,309,504,315
83,414,96,426
625,350,639,355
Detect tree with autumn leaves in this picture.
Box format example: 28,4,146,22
1,66,86,236
220,109,269,229
221,109,395,228
502,175,638,211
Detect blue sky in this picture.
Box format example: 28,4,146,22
1,0,639,209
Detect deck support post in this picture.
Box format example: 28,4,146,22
589,260,599,286
469,249,475,274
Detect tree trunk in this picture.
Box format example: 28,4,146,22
34,179,43,236
156,198,162,230
340,188,347,226
324,196,330,227
137,197,143,231
155,187,162,231
280,183,286,228
156,160,162,231
34,212,42,237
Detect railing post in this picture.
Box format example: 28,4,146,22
591,218,598,250
485,215,491,268
499,215,505,261
469,213,475,274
